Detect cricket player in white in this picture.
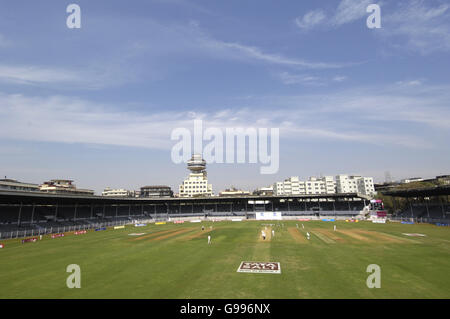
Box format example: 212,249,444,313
208,235,211,244
306,232,310,240
272,230,275,238
334,225,337,231
262,230,266,240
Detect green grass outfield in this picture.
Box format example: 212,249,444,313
0,220,449,299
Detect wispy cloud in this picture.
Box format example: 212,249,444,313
333,75,348,82
1,82,448,151
332,0,373,26
0,65,85,85
380,0,450,54
202,40,347,69
294,0,450,55
295,10,327,30
131,20,353,70
395,79,424,86
277,72,324,86
0,63,137,89
294,0,372,31
276,72,348,86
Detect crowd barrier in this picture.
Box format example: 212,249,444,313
389,217,450,225
0,218,133,240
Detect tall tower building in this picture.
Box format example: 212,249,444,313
179,154,213,197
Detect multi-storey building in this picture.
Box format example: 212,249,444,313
305,176,335,195
39,179,95,195
253,186,274,196
336,174,359,193
102,187,135,197
140,186,173,198
357,177,376,196
219,187,250,196
336,175,375,196
323,176,336,194
0,179,39,192
273,176,302,196
273,176,335,196
179,154,213,197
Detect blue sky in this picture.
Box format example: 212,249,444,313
0,0,449,194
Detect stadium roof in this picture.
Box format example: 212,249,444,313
382,185,450,198
0,189,369,205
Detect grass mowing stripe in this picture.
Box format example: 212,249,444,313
310,230,335,244
1,220,449,298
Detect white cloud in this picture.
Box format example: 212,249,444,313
0,63,136,89
380,0,450,54
193,29,349,69
276,72,347,86
395,79,423,86
294,0,450,55
0,93,180,150
1,83,449,151
277,72,323,86
131,20,352,70
295,10,327,30
332,75,348,82
294,0,372,31
332,0,373,26
0,65,84,85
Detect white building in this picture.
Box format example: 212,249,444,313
253,186,274,196
357,177,376,196
219,187,250,196
273,176,335,196
179,154,213,197
336,175,358,193
273,176,302,196
0,179,39,192
39,179,94,195
305,176,335,195
102,187,134,197
336,175,375,196
323,176,336,194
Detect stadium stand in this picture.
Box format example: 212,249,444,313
0,190,369,239
382,185,450,224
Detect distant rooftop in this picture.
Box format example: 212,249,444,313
140,185,171,189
